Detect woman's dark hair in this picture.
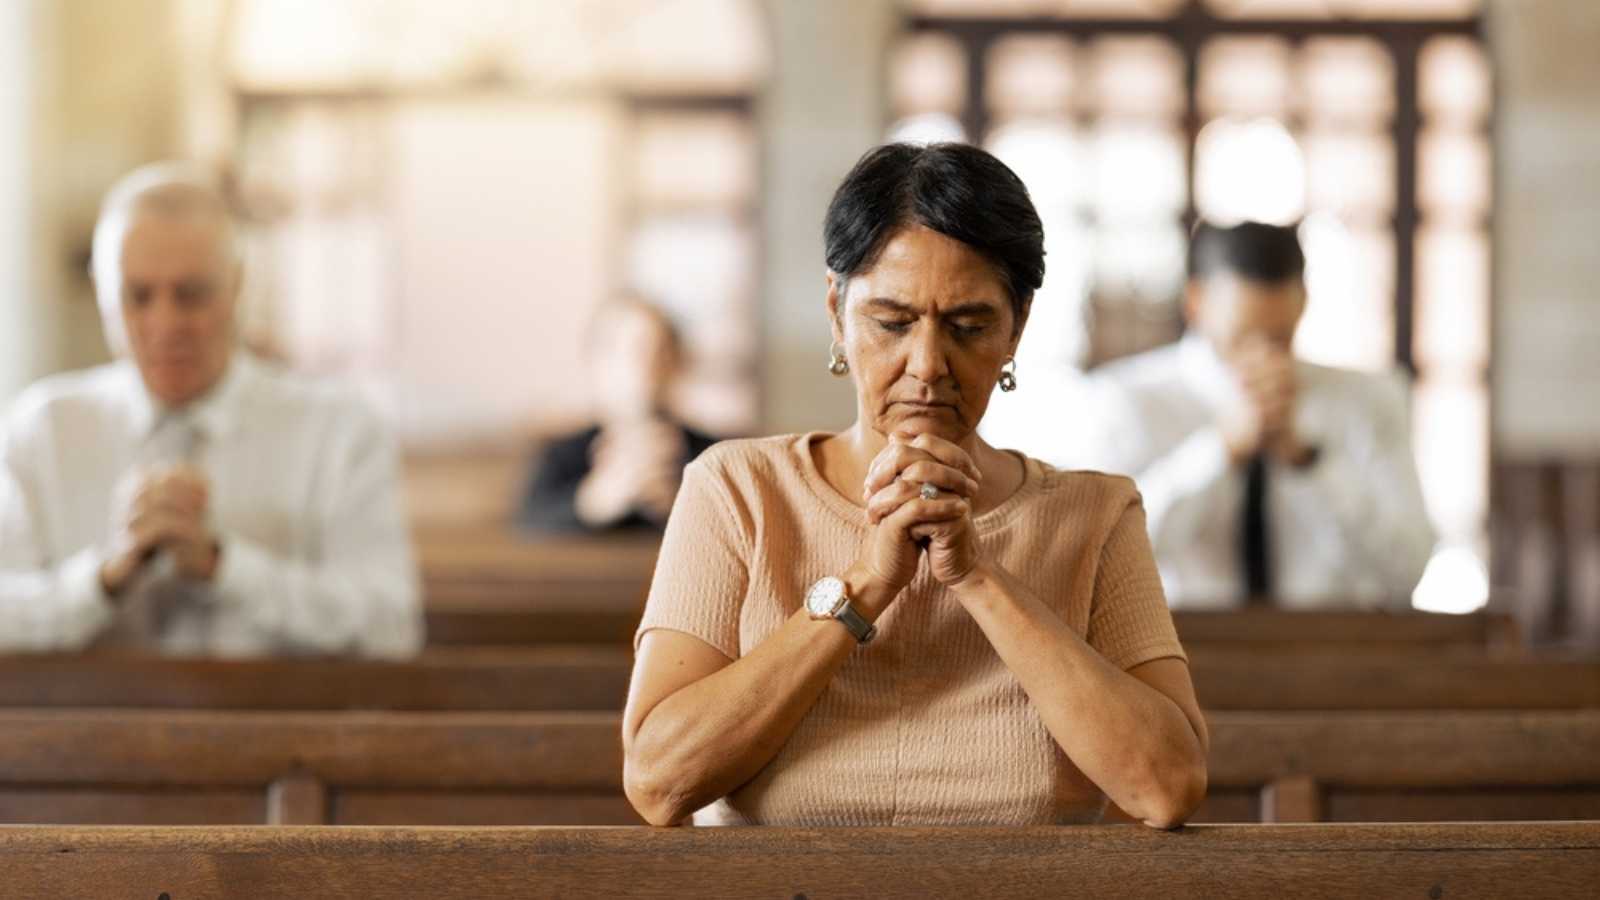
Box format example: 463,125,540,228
823,143,1046,326
1188,220,1305,283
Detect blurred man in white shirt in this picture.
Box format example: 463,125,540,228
0,163,423,656
1082,221,1435,609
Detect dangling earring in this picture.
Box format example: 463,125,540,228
998,357,1018,392
828,341,849,377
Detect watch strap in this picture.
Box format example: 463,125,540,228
835,602,877,644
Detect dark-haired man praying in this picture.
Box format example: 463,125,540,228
1081,221,1435,610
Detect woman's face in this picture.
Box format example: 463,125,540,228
828,225,1027,445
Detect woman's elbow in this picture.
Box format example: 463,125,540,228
1140,760,1208,830
622,754,700,826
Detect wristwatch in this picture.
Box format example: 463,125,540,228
804,576,877,644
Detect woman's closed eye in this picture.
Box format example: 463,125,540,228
875,318,915,334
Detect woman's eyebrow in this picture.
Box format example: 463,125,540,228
864,298,999,317
942,302,1000,318
864,298,916,314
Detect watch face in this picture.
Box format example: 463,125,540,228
805,576,846,617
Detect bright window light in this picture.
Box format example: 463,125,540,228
887,112,968,145
1194,115,1306,225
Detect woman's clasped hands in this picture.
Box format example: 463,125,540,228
857,431,986,591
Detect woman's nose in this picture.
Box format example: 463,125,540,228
905,325,949,383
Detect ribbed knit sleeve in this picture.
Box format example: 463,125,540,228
1085,493,1188,670
634,453,751,660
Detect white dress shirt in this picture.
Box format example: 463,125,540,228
1061,335,1435,609
0,354,423,657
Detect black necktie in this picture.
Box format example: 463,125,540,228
1242,453,1271,604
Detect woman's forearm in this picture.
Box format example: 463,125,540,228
950,564,1208,828
625,566,895,824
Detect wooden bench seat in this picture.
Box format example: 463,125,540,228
2,709,1597,826
4,822,1598,899
1,652,1594,712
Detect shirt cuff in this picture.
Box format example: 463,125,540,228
58,546,116,638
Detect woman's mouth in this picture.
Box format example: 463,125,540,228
894,400,957,414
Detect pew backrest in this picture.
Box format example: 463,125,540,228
2,709,1598,826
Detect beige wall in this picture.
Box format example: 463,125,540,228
1491,0,1600,456
757,0,896,435
3,0,186,407
0,0,42,410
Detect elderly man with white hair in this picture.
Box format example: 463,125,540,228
0,163,423,657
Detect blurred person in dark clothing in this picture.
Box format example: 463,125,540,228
520,298,715,532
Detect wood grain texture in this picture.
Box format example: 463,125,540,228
1189,657,1600,710
3,709,1595,791
1,823,1597,899
0,790,262,825
1172,608,1520,653
0,646,633,711
333,791,641,825
2,652,1592,711
1206,710,1600,787
0,710,623,788
421,533,655,645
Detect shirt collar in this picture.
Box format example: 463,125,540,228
121,353,255,442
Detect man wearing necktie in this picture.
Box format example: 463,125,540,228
1076,221,1436,609
0,163,422,656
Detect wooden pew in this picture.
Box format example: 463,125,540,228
1,652,1595,712
1174,608,1524,657
416,524,1524,652
5,823,1599,899
0,709,632,826
420,534,658,645
1206,710,1600,823
423,559,1524,655
1188,656,1600,710
2,709,1597,826
0,647,633,712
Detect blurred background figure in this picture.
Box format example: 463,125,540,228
0,163,422,658
519,298,717,532
1079,221,1434,609
0,0,1595,647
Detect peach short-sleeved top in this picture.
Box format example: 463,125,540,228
635,433,1186,826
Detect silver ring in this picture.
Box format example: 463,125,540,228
919,483,940,501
